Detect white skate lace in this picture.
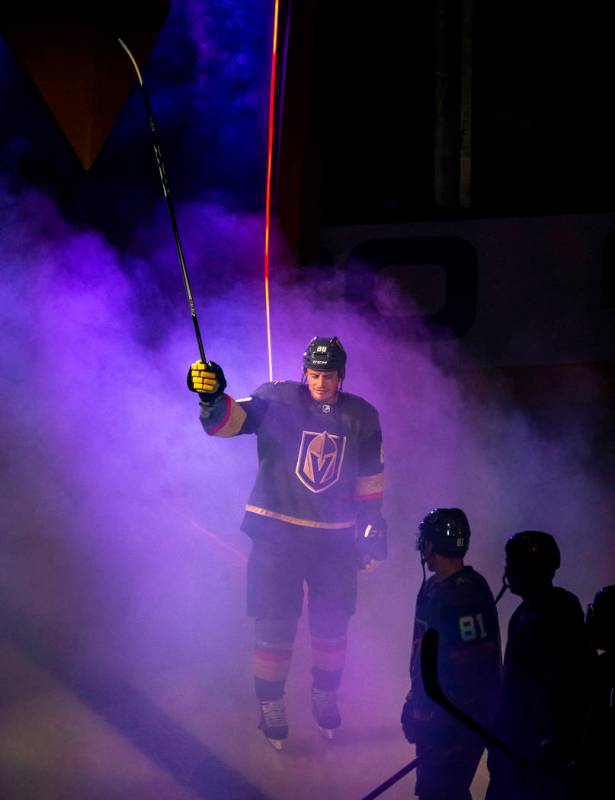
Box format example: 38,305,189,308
260,699,287,729
312,687,338,716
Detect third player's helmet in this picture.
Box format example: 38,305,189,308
586,584,615,651
417,508,471,558
505,530,561,579
303,336,347,379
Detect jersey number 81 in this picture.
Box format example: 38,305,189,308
459,613,488,642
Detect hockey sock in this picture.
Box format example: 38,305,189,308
253,617,297,699
311,635,347,690
254,677,286,701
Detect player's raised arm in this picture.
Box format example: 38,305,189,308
187,359,246,437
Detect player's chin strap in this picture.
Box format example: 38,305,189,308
494,573,509,605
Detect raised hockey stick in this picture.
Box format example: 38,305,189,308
118,37,206,363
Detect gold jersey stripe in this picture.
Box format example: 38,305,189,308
245,505,355,529
356,473,385,495
214,398,247,438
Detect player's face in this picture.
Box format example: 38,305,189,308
420,539,436,571
306,369,340,403
505,560,535,597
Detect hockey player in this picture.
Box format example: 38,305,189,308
187,337,386,749
401,508,501,800
580,585,615,796
486,531,591,800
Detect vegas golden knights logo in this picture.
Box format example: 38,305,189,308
295,430,347,493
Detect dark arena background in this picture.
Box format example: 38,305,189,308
1,2,614,798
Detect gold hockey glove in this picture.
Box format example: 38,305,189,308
187,360,227,403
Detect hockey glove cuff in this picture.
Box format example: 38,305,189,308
187,360,227,403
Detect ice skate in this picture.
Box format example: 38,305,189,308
258,699,288,751
311,686,341,740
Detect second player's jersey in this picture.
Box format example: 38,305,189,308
200,381,384,538
495,586,590,759
409,566,501,726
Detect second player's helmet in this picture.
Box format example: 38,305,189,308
417,508,470,558
303,336,347,379
505,530,561,579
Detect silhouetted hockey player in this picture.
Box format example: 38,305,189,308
188,337,386,749
580,585,615,796
401,508,501,800
486,531,591,800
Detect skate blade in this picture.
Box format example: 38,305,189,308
318,726,334,740
265,736,284,751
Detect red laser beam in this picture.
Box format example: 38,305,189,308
263,0,280,382
183,516,248,565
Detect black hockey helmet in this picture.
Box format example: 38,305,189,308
417,508,470,558
505,530,561,581
586,585,615,651
303,336,346,379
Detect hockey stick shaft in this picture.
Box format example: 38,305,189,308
420,628,524,765
361,756,420,800
422,628,579,791
118,37,206,363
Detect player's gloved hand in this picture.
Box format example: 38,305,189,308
401,692,417,744
357,517,388,570
187,360,227,403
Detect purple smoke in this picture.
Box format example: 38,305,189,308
1,177,613,797
0,3,613,797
